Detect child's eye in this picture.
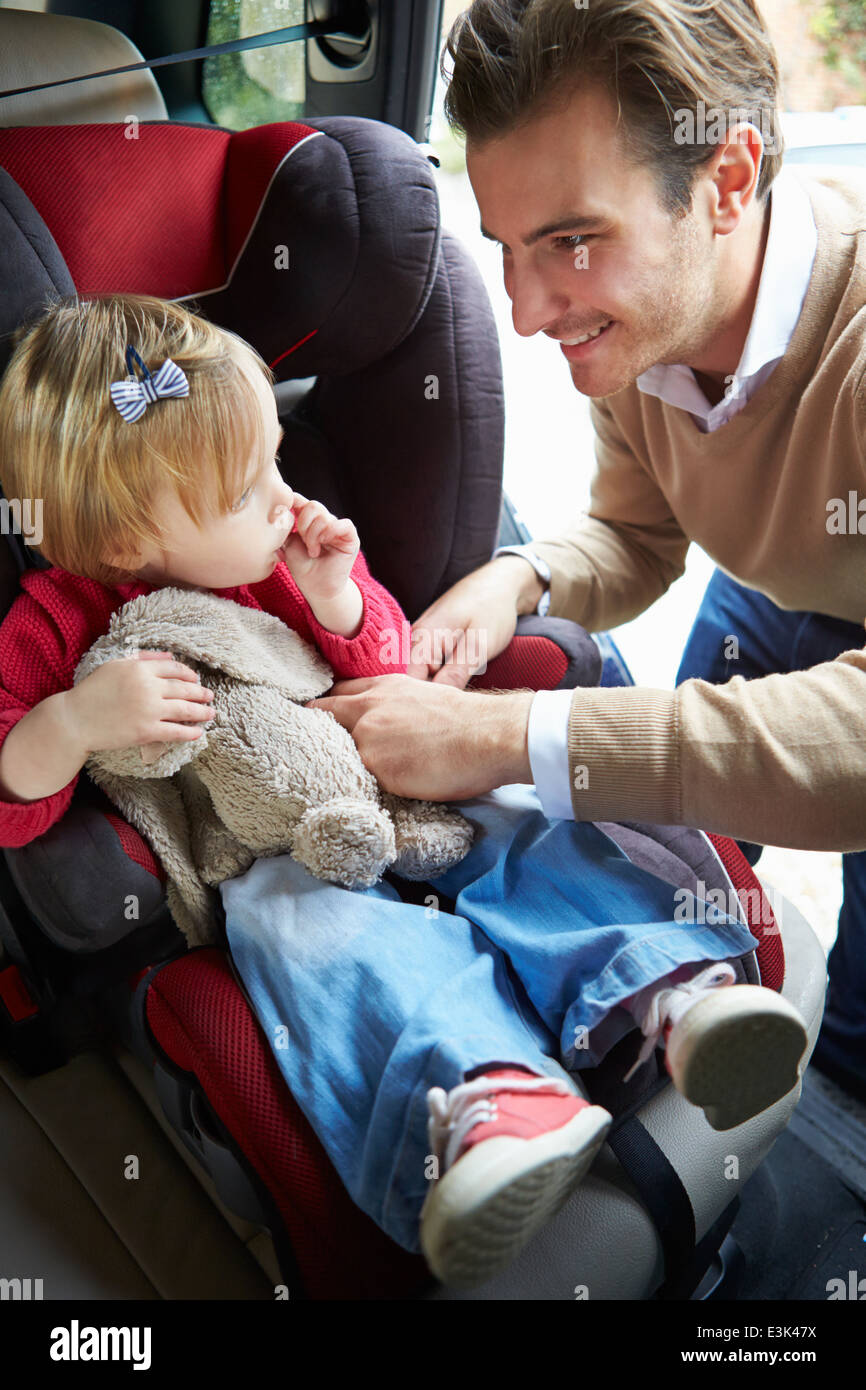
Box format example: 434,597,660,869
231,484,254,512
231,456,281,512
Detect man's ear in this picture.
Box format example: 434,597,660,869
708,122,763,234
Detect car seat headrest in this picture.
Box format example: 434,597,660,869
0,8,168,128
0,116,441,383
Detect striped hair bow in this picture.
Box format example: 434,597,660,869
109,345,189,423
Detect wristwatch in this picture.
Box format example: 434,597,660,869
492,546,552,618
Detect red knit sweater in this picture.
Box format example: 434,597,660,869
0,552,408,848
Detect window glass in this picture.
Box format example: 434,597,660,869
203,0,306,129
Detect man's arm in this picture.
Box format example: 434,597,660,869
530,396,691,631
549,372,866,849
405,395,690,687
310,644,866,852
559,646,866,851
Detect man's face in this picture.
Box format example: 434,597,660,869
466,81,723,399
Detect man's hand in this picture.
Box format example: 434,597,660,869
306,674,534,801
407,555,546,687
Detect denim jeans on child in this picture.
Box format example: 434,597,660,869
221,781,758,1252
675,565,866,1092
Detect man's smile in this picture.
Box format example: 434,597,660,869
555,320,616,360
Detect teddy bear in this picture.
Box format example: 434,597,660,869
73,586,474,948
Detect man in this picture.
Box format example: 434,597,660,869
309,0,866,1099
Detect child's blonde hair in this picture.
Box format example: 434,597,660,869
0,293,274,587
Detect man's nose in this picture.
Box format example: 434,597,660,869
507,258,569,339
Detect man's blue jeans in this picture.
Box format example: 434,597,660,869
675,567,866,1089
221,783,757,1252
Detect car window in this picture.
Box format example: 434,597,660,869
203,0,307,129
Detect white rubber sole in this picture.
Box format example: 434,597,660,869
666,984,809,1130
419,1103,611,1289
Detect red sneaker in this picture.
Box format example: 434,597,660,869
623,963,739,1083
419,1067,611,1289
624,963,808,1129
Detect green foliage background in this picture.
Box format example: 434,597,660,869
203,0,306,130
810,1,866,98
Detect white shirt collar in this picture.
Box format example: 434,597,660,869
636,167,818,427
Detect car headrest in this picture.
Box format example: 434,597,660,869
0,8,168,128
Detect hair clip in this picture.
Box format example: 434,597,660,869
109,344,189,423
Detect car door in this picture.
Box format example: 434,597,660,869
92,0,445,140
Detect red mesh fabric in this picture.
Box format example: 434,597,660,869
0,125,230,296
469,634,569,691
102,812,166,881
706,833,784,992
0,120,321,299
145,950,430,1300
224,121,320,268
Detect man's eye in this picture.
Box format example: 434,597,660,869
555,233,590,250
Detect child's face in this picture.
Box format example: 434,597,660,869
125,359,296,592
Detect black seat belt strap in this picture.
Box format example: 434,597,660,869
0,5,360,102
607,1113,697,1291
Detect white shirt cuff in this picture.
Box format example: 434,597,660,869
527,688,575,820
491,546,551,617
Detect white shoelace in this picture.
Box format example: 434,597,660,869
427,1072,576,1174
622,961,738,1083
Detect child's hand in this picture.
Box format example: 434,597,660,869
67,651,216,755
279,493,360,601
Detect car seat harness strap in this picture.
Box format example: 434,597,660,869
607,1114,698,1293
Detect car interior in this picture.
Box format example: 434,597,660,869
0,0,864,1311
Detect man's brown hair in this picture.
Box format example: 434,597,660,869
442,0,784,215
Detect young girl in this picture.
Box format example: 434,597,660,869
0,292,808,1292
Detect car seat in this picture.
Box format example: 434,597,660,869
0,10,829,1301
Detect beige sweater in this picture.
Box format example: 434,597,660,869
527,171,866,852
